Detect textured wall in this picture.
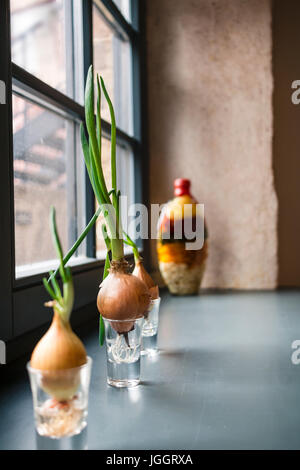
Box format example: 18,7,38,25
146,0,277,289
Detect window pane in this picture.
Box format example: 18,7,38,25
93,2,133,135
11,0,72,97
113,0,131,23
95,143,134,257
13,94,77,276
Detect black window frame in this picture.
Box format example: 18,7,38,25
0,0,149,362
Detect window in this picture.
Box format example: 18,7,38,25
0,0,146,359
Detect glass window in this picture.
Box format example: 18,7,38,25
13,93,78,277
93,1,133,135
11,1,137,276
10,0,72,97
0,0,143,345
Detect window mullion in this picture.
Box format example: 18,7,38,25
131,0,150,264
0,0,14,341
82,0,96,259
130,0,139,31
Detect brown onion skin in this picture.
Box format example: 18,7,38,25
97,261,151,333
30,312,87,401
133,259,159,300
31,312,87,371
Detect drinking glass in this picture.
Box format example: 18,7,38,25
103,317,144,388
142,297,161,355
27,357,92,440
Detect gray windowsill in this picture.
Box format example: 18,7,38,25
1,290,300,450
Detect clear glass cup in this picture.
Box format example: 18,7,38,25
103,317,144,388
142,297,161,356
27,357,92,440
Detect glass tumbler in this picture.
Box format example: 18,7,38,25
27,357,92,440
103,317,144,388
142,297,161,355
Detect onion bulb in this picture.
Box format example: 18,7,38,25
133,259,159,301
97,259,151,333
31,311,86,371
123,232,159,301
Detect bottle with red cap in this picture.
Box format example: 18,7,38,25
157,178,208,295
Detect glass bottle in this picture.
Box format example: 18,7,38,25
157,179,208,295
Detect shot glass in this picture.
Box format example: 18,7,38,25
103,317,144,388
27,357,92,440
142,297,161,356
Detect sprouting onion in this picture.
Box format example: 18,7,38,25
81,66,150,333
43,66,151,336
124,231,159,301
30,207,87,401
